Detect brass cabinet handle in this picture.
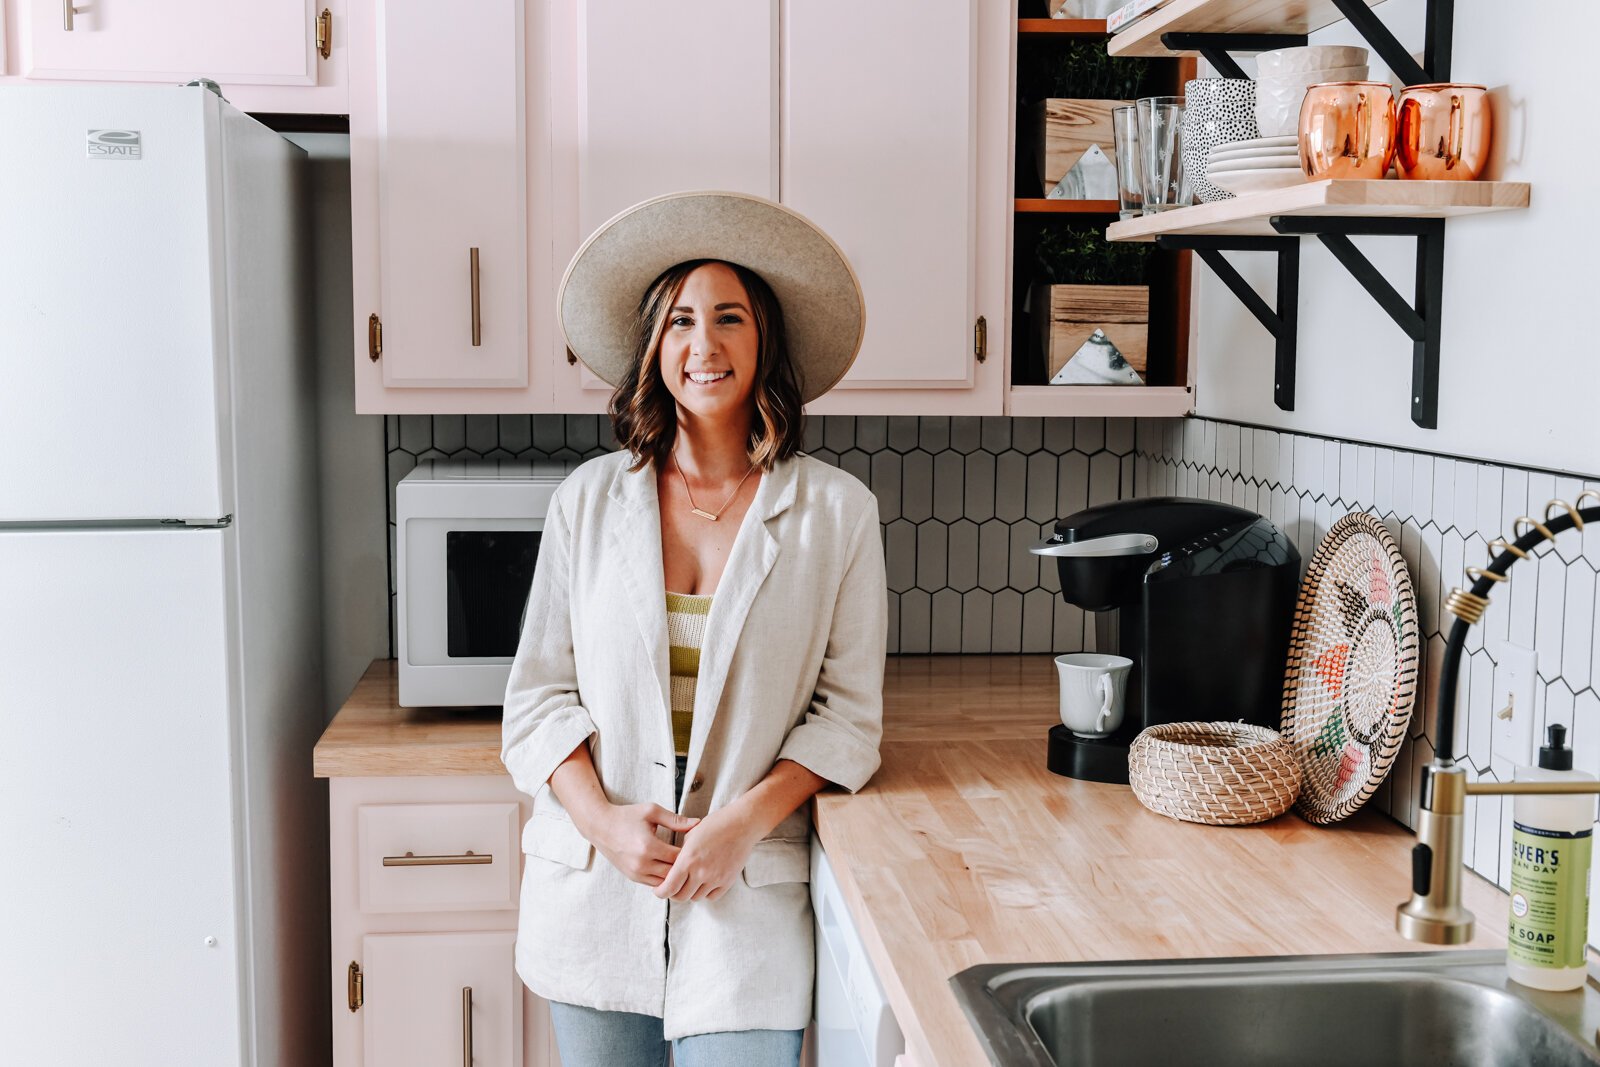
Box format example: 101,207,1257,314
381,850,491,867
63,0,75,30
461,986,474,1067
368,313,382,362
469,247,482,347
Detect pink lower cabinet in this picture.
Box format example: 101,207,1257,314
365,932,521,1066
331,775,560,1067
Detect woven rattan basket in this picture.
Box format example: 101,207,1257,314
1128,721,1303,825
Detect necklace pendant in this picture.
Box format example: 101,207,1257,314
690,507,719,521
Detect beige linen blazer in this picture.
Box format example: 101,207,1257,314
500,447,887,1039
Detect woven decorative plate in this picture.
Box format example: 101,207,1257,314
1281,513,1419,825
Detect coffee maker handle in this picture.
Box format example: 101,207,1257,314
1096,674,1115,733
1031,532,1158,557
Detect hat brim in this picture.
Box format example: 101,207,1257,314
557,191,865,405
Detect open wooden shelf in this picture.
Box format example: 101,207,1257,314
1015,198,1122,214
1106,179,1532,240
1107,0,1385,58
1007,384,1193,417
1019,18,1109,37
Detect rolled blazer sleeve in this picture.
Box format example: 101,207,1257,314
777,497,887,792
500,487,597,797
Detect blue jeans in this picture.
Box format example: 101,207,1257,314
548,1001,803,1067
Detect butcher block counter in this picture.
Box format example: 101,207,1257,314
314,657,1508,1067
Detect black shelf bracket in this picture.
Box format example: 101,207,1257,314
1159,32,1305,80
1330,0,1453,86
1157,234,1300,411
1269,216,1446,429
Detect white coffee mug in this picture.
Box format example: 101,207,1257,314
1055,653,1133,739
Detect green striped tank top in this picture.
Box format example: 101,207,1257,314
665,590,713,757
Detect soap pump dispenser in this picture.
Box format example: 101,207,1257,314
1507,724,1596,991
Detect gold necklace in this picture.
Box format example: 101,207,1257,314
672,445,757,521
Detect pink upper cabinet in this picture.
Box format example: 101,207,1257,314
11,0,347,112
784,0,977,393
351,0,558,413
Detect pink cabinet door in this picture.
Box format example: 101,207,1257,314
358,0,528,391
363,930,523,1067
18,0,319,84
783,0,980,392
549,0,778,409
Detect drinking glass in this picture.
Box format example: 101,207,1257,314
1136,95,1190,212
1111,104,1143,219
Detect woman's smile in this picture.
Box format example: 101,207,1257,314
686,369,732,385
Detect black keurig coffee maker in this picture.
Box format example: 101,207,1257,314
1031,497,1300,784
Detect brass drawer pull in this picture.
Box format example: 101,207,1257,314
461,986,474,1067
381,850,492,867
469,247,482,346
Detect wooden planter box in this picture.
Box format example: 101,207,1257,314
1031,98,1129,197
1031,284,1149,382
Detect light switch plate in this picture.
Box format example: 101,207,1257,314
1492,644,1538,771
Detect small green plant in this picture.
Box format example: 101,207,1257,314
1020,40,1163,104
1034,226,1153,286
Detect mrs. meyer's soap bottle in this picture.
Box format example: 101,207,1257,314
1508,724,1596,991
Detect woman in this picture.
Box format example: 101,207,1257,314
501,191,887,1066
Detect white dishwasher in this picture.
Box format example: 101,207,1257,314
810,838,906,1067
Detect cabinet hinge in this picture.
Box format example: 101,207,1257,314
368,313,383,362
347,961,363,1012
974,315,987,364
316,8,332,59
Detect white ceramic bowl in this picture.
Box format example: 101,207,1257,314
1255,45,1369,78
1253,68,1373,137
1209,168,1309,195
1258,65,1371,91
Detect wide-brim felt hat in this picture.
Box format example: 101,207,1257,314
557,190,865,404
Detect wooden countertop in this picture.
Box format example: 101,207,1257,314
313,660,506,777
816,654,1507,1067
315,658,1509,1067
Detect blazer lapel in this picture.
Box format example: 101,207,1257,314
683,454,800,788
604,458,674,753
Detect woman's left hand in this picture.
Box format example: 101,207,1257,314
652,805,763,903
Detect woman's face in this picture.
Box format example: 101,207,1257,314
655,262,760,427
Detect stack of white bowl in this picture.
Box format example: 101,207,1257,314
1253,45,1370,137
1205,136,1303,196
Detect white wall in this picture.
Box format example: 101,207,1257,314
1195,0,1600,476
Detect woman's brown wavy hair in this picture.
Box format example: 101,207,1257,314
609,259,806,474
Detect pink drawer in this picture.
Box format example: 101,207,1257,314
357,802,520,913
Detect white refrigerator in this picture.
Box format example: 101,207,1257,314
0,85,327,1067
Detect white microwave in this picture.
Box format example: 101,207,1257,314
396,459,578,708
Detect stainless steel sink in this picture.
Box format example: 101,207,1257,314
950,951,1600,1066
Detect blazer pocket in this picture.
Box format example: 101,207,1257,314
740,837,810,888
521,814,595,871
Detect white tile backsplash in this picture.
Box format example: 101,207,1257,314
1139,416,1600,913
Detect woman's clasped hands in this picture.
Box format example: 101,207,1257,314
583,800,762,903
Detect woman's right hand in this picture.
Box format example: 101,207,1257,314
587,803,700,887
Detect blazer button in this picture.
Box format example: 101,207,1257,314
690,773,705,792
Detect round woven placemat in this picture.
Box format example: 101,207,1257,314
1281,512,1419,825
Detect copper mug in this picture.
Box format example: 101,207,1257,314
1396,83,1491,180
1298,81,1397,179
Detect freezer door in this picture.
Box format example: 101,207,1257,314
0,529,244,1066
0,86,229,522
